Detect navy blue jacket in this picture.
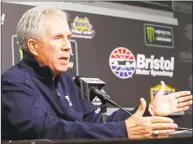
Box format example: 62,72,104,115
1,52,136,140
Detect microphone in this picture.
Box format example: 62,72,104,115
74,76,132,116
74,76,105,91
74,76,106,102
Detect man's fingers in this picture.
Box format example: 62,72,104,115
128,126,175,139
126,116,177,139
157,129,176,136
149,116,174,123
152,123,178,130
156,81,166,96
157,135,169,139
177,100,192,108
175,106,189,113
169,91,191,98
134,98,147,116
177,95,193,103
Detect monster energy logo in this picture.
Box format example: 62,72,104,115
144,24,174,48
146,26,155,43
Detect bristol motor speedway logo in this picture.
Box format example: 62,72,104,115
109,47,136,79
150,84,176,101
109,47,175,79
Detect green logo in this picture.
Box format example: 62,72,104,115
146,26,155,43
19,48,23,60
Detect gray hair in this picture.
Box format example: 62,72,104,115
16,6,68,51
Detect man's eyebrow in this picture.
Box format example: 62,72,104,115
53,33,64,38
54,32,71,37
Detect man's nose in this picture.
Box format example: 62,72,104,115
61,46,71,52
61,40,72,52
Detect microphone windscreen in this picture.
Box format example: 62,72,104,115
74,76,82,87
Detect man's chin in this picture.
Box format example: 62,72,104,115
57,67,69,73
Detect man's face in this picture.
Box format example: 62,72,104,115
36,15,72,75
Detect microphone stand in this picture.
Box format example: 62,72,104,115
100,100,107,123
99,94,132,123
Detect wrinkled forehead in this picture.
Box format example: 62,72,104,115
42,15,70,35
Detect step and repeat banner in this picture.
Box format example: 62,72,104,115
1,3,192,110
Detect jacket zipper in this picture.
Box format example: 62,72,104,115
56,88,60,97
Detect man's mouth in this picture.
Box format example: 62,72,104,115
59,57,69,64
59,57,69,60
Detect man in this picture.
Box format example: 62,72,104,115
1,6,192,140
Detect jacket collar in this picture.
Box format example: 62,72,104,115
20,51,59,81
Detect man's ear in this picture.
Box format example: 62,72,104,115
27,39,39,56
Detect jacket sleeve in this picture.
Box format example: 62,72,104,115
2,80,128,140
80,98,137,123
80,95,151,123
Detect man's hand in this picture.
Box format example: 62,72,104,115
149,81,192,116
125,98,178,139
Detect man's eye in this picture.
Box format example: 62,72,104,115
67,36,71,40
54,36,61,40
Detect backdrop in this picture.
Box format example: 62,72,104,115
1,3,192,114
